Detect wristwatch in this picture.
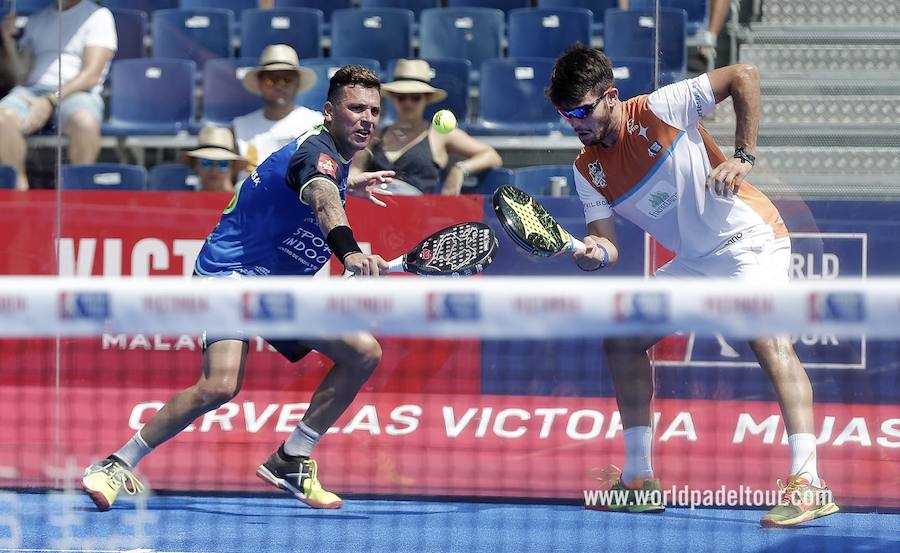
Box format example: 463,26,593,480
733,147,755,166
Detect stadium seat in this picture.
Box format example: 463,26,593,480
536,0,618,35
273,0,352,30
103,59,196,135
151,8,235,71
610,56,655,100
109,8,147,60
472,167,513,195
383,57,472,125
513,164,575,196
468,58,562,136
295,58,381,112
419,8,504,83
330,8,413,67
240,8,324,60
0,165,16,189
179,0,256,14
101,1,178,14
507,7,592,59
148,163,200,191
603,8,687,84
630,0,708,38
199,57,259,129
61,163,148,191
446,0,528,13
359,0,439,20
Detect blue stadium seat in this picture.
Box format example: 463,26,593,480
610,56,655,100
61,164,148,191
383,57,472,125
508,7,592,59
469,58,561,136
273,0,351,30
199,57,259,129
536,0,618,34
330,8,413,67
0,165,16,189
295,58,381,112
240,8,323,60
148,164,200,191
446,0,528,13
419,8,503,83
359,0,438,20
513,164,575,196
101,1,179,14
151,8,235,71
630,0,708,37
103,59,196,135
109,8,147,60
603,8,687,84
179,0,256,15
472,167,513,195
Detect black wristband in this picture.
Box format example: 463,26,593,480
326,225,362,263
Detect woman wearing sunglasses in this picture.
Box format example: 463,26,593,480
184,126,246,192
350,59,502,195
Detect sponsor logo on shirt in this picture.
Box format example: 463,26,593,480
648,141,663,157
690,80,704,119
588,160,606,188
317,153,337,178
637,181,678,219
626,119,639,135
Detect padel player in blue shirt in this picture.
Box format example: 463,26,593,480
83,65,396,511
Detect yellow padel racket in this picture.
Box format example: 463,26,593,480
491,185,585,257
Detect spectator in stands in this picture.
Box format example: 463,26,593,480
0,13,15,97
0,0,116,190
350,59,502,195
183,126,245,193
233,44,322,175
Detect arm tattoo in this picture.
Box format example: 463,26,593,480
302,178,350,235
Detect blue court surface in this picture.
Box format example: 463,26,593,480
3,492,897,553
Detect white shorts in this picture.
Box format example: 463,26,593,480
656,236,791,284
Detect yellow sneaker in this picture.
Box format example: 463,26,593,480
82,456,144,512
761,474,839,528
585,465,665,513
256,445,342,509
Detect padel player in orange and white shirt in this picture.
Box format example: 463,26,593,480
546,44,838,527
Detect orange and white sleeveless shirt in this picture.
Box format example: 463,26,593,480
573,74,787,261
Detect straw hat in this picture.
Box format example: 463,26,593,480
381,59,447,104
241,44,317,95
186,126,245,161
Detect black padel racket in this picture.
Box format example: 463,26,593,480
492,185,585,257
390,221,498,276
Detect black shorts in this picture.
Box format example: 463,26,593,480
194,270,312,363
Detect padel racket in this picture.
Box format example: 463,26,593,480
492,185,585,257
347,222,498,276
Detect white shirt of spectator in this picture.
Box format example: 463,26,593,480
233,106,324,172
22,1,117,96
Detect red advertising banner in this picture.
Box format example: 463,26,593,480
0,192,896,508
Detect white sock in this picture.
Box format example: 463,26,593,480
112,430,152,469
283,421,321,458
788,433,821,486
622,426,653,483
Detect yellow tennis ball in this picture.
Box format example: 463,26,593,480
432,109,457,134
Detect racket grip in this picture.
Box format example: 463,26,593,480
568,236,586,254
344,255,403,278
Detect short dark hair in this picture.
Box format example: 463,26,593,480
327,64,381,103
545,43,615,107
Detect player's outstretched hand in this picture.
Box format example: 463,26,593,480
706,158,751,197
344,252,389,277
348,170,395,208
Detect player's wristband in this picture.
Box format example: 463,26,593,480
326,225,362,264
45,91,60,109
581,243,609,271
